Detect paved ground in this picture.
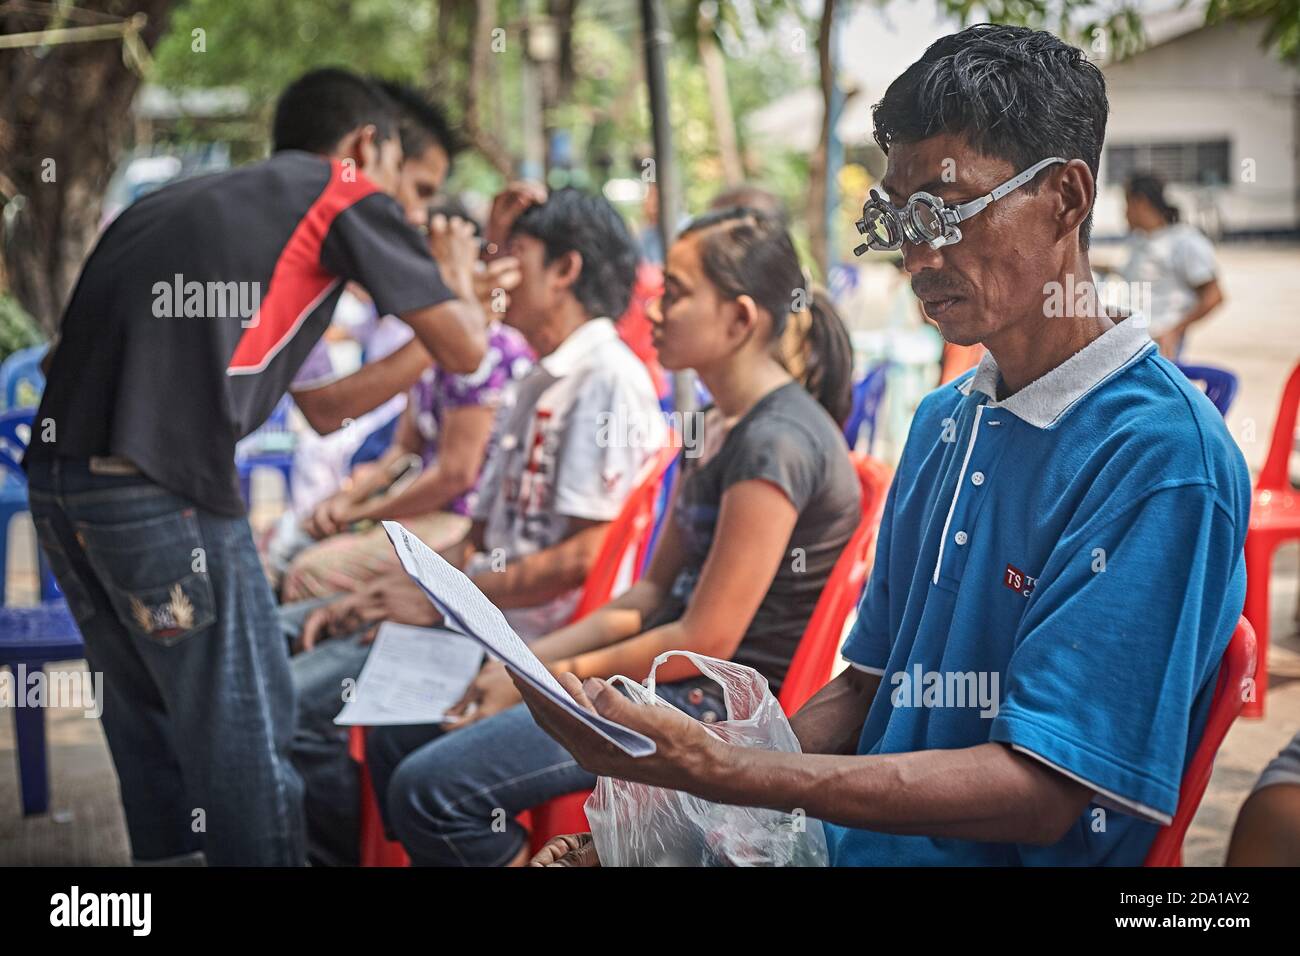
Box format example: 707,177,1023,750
2,244,1297,865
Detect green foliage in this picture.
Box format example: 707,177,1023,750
0,294,45,365
938,0,1146,59
1207,0,1300,61
152,0,434,142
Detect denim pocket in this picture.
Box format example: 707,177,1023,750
75,508,216,646
31,516,96,624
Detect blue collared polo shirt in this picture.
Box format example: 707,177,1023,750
827,317,1251,866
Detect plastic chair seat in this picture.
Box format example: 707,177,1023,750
1143,617,1255,866
1,601,84,816
1240,359,1300,718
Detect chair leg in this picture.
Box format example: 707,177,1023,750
13,690,50,815
1241,538,1272,719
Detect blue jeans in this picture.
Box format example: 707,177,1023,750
280,597,372,866
26,457,304,865
368,678,726,866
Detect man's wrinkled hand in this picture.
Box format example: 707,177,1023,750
510,671,724,796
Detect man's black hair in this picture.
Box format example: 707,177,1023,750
872,24,1108,247
1126,171,1180,225
512,187,638,320
272,68,397,154
372,79,463,162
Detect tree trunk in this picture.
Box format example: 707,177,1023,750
0,0,174,333
697,16,743,187
807,0,836,277
463,0,514,178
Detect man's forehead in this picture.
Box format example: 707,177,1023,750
879,137,1012,198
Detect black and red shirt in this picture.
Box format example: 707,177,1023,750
27,150,454,515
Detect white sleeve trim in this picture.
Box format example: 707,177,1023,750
847,662,886,677
1009,744,1173,827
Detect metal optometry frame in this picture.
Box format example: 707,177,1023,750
853,156,1067,254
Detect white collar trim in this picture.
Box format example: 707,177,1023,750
538,317,617,378
956,316,1155,429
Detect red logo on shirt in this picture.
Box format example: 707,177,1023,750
1003,564,1037,598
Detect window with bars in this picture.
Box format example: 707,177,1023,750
1105,140,1231,187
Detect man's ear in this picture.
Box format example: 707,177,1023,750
1055,158,1095,245
551,249,584,292
334,124,379,178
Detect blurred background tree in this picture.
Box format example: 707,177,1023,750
3,0,1297,332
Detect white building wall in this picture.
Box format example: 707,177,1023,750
1096,19,1299,237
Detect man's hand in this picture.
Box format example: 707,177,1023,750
510,671,725,795
473,255,522,316
528,832,600,867
484,181,546,252
428,214,482,303
298,575,442,651
444,659,522,731
303,494,358,540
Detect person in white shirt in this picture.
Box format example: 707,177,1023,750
1117,172,1225,359
298,185,665,647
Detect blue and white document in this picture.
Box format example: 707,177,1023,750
381,521,656,756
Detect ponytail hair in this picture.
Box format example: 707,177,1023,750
1126,172,1180,225
797,287,854,427
680,207,854,424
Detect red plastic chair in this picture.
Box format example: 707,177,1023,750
1144,617,1256,866
527,452,894,852
1241,360,1300,718
568,442,680,621
354,439,679,866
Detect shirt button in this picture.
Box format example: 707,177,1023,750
955,531,969,545
971,471,985,486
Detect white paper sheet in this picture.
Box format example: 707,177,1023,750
381,520,656,756
333,622,484,726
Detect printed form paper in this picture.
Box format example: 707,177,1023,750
334,622,483,726
381,520,656,756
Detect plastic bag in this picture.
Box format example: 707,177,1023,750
585,650,829,867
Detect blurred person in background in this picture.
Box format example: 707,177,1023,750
282,186,664,863
24,68,488,866
368,207,858,867
1118,172,1225,360
264,84,520,584
1227,728,1300,865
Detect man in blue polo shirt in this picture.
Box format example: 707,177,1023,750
511,24,1251,867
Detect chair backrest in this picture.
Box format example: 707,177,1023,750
1174,363,1239,417
0,344,47,412
1258,360,1300,493
843,364,888,451
0,407,34,481
569,438,680,622
778,453,893,714
1143,616,1256,866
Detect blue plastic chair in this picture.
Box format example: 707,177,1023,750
1175,363,1238,417
0,600,84,815
0,408,60,604
843,363,889,451
0,344,47,412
